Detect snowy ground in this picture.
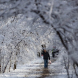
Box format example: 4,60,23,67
0,56,73,78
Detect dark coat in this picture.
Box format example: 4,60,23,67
42,51,50,60
52,49,59,53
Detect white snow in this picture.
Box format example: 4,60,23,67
0,0,78,78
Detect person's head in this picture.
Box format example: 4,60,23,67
44,49,46,52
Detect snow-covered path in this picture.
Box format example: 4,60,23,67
0,57,72,78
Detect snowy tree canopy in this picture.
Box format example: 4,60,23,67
0,0,78,77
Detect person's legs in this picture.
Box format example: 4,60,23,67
44,59,46,68
44,59,48,68
46,60,48,68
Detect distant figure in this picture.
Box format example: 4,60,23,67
52,46,59,58
41,49,50,68
41,44,46,50
41,44,46,56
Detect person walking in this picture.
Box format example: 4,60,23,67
52,46,59,58
52,49,55,58
41,49,50,68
